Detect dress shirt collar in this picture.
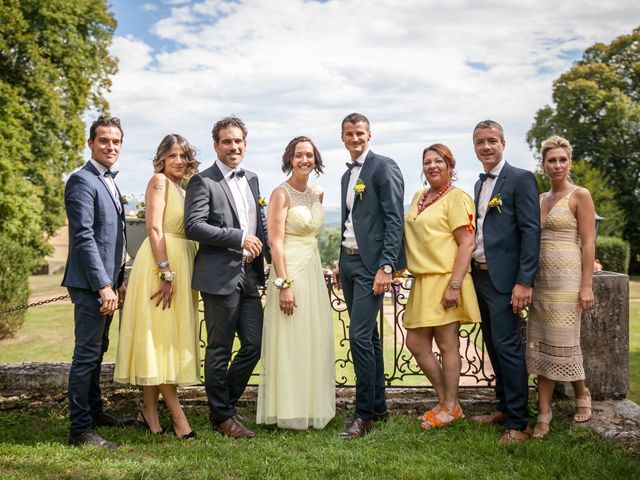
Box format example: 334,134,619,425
216,159,243,180
349,149,369,169
89,158,113,176
484,159,505,178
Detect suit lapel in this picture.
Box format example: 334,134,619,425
212,163,241,223
85,162,120,214
490,162,509,199
352,151,374,213
340,169,350,232
474,180,481,206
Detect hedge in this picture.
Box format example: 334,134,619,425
0,234,33,339
595,235,630,274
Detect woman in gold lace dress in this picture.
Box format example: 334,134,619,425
526,135,596,438
256,136,335,429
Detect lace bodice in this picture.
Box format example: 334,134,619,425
280,182,324,239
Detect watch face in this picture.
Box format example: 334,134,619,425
383,265,392,274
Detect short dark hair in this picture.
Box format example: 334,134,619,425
152,134,200,177
211,116,248,143
473,119,504,141
90,116,123,141
281,136,324,175
341,112,370,132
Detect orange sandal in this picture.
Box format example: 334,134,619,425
418,404,442,422
420,404,465,430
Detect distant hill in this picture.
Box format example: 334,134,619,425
323,205,410,229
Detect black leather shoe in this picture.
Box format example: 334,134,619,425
93,411,136,428
68,430,118,449
339,418,374,439
344,410,390,426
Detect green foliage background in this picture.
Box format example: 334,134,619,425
527,27,640,271
0,0,116,337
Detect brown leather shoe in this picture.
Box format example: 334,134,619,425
339,418,374,439
470,410,507,425
215,417,256,439
344,410,390,426
499,426,532,445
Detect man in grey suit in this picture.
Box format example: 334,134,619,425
62,116,132,448
184,116,268,438
338,113,405,438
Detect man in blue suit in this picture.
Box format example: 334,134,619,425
470,120,540,444
62,116,131,448
338,113,404,438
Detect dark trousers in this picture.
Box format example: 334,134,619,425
472,266,529,430
67,289,113,436
340,253,387,421
201,268,263,424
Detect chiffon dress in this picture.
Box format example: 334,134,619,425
256,182,336,429
114,182,201,386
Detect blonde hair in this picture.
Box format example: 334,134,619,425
540,135,573,161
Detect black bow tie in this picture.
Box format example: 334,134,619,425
346,161,363,170
104,170,119,179
230,169,245,179
479,172,496,182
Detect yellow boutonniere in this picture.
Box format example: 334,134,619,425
488,193,502,213
258,196,267,207
354,178,366,199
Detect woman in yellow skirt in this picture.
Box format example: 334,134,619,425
403,143,480,429
114,134,200,439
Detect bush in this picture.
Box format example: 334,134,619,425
0,234,34,339
596,235,630,274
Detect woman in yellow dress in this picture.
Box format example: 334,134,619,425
403,143,480,429
114,134,200,439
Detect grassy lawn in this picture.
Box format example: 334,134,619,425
27,273,66,298
1,407,639,479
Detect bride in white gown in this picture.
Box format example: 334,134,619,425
256,136,336,430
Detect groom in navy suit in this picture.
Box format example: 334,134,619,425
338,113,404,438
62,116,131,448
470,120,540,444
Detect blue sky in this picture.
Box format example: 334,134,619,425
99,0,640,207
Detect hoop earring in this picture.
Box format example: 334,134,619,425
420,172,427,187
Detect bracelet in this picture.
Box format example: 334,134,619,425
273,277,294,289
449,280,461,290
159,271,176,282
158,260,170,269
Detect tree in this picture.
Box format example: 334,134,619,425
0,0,117,337
318,228,341,267
527,27,640,271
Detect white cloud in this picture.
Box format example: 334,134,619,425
141,3,158,12
104,0,640,205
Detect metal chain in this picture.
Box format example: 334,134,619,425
0,293,70,315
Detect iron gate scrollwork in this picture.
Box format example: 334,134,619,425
199,274,496,388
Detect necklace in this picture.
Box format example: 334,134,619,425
414,181,452,219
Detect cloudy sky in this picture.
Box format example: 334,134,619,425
102,0,639,207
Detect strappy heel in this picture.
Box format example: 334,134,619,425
573,389,592,423
532,410,552,438
136,409,163,434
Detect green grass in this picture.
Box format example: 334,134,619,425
0,407,638,479
28,274,66,298
0,304,119,363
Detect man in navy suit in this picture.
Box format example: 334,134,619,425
338,113,404,438
62,116,131,448
470,120,540,444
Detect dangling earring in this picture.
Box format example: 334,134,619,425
420,172,427,188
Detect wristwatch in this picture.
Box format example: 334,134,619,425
158,260,170,269
380,265,393,274
449,280,461,290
